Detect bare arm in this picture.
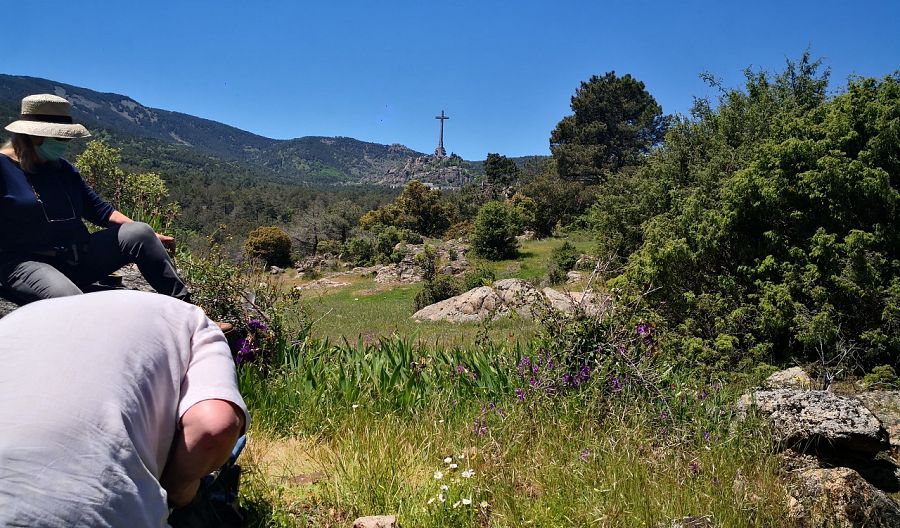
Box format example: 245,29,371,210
159,399,245,508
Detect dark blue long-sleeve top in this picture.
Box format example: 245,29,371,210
0,154,114,252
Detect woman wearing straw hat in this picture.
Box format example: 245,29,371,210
0,93,191,304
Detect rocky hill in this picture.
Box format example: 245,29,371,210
0,74,487,187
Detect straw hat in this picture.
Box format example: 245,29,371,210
4,94,91,139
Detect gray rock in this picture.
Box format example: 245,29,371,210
412,279,609,323
294,278,351,291
855,391,900,448
352,515,397,528
737,389,890,456
0,297,18,318
412,286,508,323
764,367,814,390
566,270,584,284
787,467,900,527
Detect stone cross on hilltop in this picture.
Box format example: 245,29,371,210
434,110,449,157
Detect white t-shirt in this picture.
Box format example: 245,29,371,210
0,290,249,528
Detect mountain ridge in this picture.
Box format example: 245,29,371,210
0,74,511,187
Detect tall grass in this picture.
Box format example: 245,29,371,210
237,332,787,527
181,248,788,526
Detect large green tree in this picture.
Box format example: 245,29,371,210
359,180,451,237
550,72,668,183
483,153,520,195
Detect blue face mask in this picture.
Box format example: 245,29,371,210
35,138,69,162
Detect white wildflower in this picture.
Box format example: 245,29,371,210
461,498,472,506
440,484,449,491
352,404,359,409
480,500,489,508
439,492,447,502
461,468,475,478
427,497,435,505
443,456,453,464
449,463,458,470
452,501,461,509
433,470,443,480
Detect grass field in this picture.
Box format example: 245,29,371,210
288,234,598,346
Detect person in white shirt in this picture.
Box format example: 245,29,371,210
0,290,249,527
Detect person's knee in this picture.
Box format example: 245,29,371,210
118,221,158,245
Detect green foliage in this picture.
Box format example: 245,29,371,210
343,237,375,266
244,226,293,267
551,241,579,272
520,173,597,237
483,153,520,195
413,246,462,312
74,139,179,232
471,201,520,260
360,181,452,238
461,265,496,291
608,54,898,372
550,71,669,183
316,239,342,254
863,365,899,389
75,139,126,204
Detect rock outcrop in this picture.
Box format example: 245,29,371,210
736,389,889,456
788,467,900,527
412,278,607,323
764,366,814,390
740,367,900,527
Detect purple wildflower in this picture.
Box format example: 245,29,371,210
580,448,590,462
562,373,573,386
612,377,622,392
515,388,525,402
529,377,537,387
578,363,591,382
690,461,701,475
703,431,711,443
235,338,255,365
636,322,651,337
517,356,531,373
472,420,488,436
456,364,465,374
248,318,269,333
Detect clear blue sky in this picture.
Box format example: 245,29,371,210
4,1,898,160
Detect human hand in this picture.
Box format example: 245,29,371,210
157,233,176,253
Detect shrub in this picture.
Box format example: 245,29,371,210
413,246,462,311
552,241,579,272
343,237,374,266
462,265,496,291
244,226,292,267
471,201,519,260
316,239,342,255
611,57,899,372
374,226,403,264
863,365,899,389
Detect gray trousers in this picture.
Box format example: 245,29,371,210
0,222,190,305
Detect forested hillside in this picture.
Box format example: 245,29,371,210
0,74,490,186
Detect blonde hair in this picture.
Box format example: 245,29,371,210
1,134,41,173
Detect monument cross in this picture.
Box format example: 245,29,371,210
434,110,449,157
